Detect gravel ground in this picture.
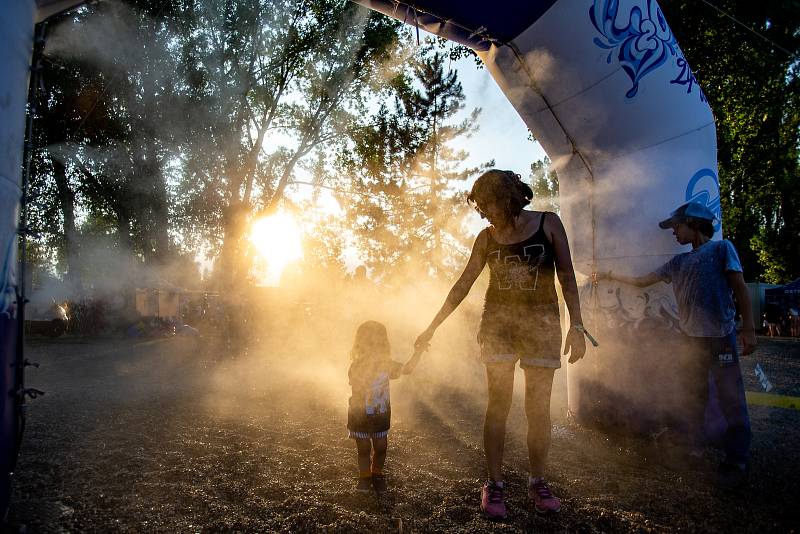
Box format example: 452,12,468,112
5,335,800,533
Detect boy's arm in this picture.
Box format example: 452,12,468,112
725,270,757,355
597,270,663,287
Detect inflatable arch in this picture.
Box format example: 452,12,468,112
1,0,722,513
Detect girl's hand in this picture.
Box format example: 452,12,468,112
403,347,426,374
564,326,587,363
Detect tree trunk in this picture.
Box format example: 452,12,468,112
52,159,82,294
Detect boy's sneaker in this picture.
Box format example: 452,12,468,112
715,461,748,489
356,476,372,493
372,474,388,494
480,481,508,520
529,478,561,513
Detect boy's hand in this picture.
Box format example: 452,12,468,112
740,328,757,355
595,270,611,281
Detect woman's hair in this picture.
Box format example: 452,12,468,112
686,217,714,239
350,320,391,362
467,169,533,228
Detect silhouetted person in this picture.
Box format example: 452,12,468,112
347,321,420,494
415,169,586,517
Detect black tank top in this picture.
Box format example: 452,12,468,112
482,212,559,321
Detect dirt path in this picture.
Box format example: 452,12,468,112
6,336,800,532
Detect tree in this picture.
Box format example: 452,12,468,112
29,0,198,293
30,0,403,298
169,0,402,291
337,42,488,281
529,157,559,214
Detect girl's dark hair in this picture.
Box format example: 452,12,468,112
686,218,714,239
467,169,533,228
350,320,390,362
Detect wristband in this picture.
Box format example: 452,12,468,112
571,324,599,347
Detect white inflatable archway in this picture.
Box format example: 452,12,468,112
0,0,723,512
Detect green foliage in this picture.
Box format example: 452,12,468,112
31,0,403,291
165,0,402,288
529,157,559,214
336,43,489,281
663,0,800,282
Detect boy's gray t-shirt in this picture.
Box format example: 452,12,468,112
654,239,743,337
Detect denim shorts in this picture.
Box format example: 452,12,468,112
478,312,562,369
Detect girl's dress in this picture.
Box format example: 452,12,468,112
347,358,403,439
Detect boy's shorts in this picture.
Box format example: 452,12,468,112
478,313,562,369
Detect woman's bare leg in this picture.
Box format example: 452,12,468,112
484,363,516,482
523,367,555,477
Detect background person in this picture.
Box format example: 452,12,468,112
764,303,782,337
414,169,586,519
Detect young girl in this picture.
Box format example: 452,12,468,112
347,320,421,494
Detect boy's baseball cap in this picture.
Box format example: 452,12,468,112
658,201,717,229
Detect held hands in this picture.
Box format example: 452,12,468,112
564,324,587,363
405,328,434,375
403,345,428,374
414,328,434,351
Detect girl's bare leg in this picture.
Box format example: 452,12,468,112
523,367,555,477
371,436,388,474
355,438,372,477
484,363,515,482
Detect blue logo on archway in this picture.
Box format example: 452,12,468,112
685,168,721,232
589,0,705,101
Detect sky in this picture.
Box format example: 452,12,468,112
448,54,547,180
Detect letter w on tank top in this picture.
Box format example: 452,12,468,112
484,212,558,311
488,244,546,291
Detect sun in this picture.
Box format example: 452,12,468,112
250,212,304,286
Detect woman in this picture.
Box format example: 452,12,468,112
415,169,586,518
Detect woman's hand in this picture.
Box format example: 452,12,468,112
415,328,434,350
564,325,587,363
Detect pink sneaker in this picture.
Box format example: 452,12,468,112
480,481,507,520
529,478,561,513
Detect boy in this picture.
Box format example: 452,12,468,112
599,201,756,487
